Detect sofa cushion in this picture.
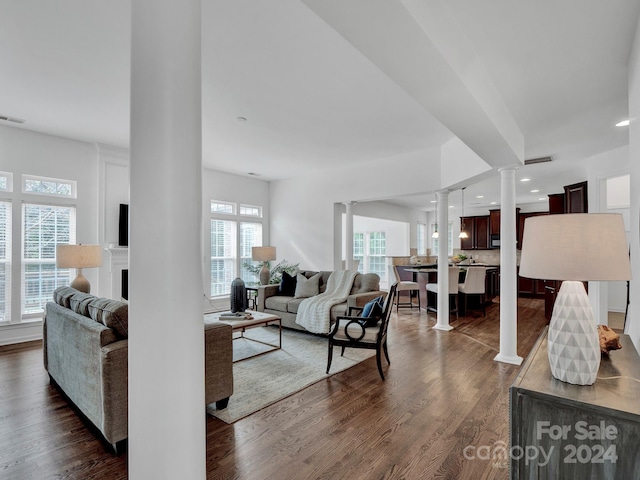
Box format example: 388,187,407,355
279,271,297,296
287,297,304,314
88,298,129,339
69,292,97,317
52,286,77,308
265,295,292,312
294,273,320,298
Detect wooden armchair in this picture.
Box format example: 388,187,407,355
326,283,397,380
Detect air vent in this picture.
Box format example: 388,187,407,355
0,115,26,124
524,156,553,165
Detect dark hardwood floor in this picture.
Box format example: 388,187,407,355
0,297,548,479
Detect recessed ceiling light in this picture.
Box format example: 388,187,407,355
476,195,484,199
616,120,630,127
449,205,455,208
430,200,437,203
531,189,540,193
538,197,546,201
237,116,247,122
490,202,497,205
520,178,531,182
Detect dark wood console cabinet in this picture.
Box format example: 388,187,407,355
510,330,640,479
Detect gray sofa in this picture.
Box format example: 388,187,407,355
43,287,233,451
257,270,384,332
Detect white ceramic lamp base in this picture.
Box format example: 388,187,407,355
547,281,601,385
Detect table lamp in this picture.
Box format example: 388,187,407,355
252,246,276,285
519,214,631,385
56,244,103,293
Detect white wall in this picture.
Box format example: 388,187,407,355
270,148,441,270
0,125,99,344
627,12,640,349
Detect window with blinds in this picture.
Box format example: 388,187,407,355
0,201,11,323
22,203,76,316
210,219,237,296
432,222,453,256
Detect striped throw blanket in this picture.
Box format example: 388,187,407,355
295,270,358,334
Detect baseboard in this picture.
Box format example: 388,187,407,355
0,322,43,346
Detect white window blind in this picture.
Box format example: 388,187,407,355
0,201,11,323
22,203,76,316
240,222,262,284
210,219,237,296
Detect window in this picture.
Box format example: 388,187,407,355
211,201,235,215
368,232,386,280
0,172,13,192
209,200,265,295
432,222,453,256
22,174,76,198
240,222,262,284
22,203,76,316
210,220,237,296
240,204,262,218
0,201,11,323
353,233,364,272
417,223,427,256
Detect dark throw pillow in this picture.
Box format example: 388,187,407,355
361,296,383,318
279,271,297,296
360,297,384,328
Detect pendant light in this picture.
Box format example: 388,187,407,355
432,194,439,238
459,187,469,239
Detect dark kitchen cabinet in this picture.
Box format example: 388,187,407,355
460,215,489,250
564,181,588,213
517,211,548,250
548,193,565,214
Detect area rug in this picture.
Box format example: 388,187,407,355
207,326,375,423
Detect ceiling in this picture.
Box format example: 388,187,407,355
1,0,638,209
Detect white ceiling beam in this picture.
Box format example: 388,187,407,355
302,0,524,169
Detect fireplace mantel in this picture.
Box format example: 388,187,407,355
107,246,128,300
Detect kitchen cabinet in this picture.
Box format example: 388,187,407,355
510,329,640,479
460,215,489,250
564,180,588,213
548,193,565,214
517,269,546,298
517,211,548,250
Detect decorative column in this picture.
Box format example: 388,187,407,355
494,167,523,365
344,202,355,270
433,190,453,331
129,0,205,478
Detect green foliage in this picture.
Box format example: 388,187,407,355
242,259,300,285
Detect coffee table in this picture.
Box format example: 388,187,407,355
206,311,281,362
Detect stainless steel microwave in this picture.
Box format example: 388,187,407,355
490,235,500,248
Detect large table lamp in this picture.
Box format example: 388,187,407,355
252,246,276,285
56,244,103,293
519,214,631,385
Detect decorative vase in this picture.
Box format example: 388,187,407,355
230,277,247,313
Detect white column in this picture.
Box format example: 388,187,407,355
433,190,453,331
344,202,355,270
494,167,523,365
129,1,205,479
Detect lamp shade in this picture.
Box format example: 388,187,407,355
56,244,103,269
251,246,276,262
519,214,631,281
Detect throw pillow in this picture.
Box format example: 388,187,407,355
88,298,129,339
294,273,320,298
52,286,77,308
361,296,383,317
69,292,97,317
279,271,297,296
360,302,383,328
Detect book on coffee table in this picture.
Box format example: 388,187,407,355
218,311,254,320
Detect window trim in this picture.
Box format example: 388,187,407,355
211,200,236,216
22,174,77,199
